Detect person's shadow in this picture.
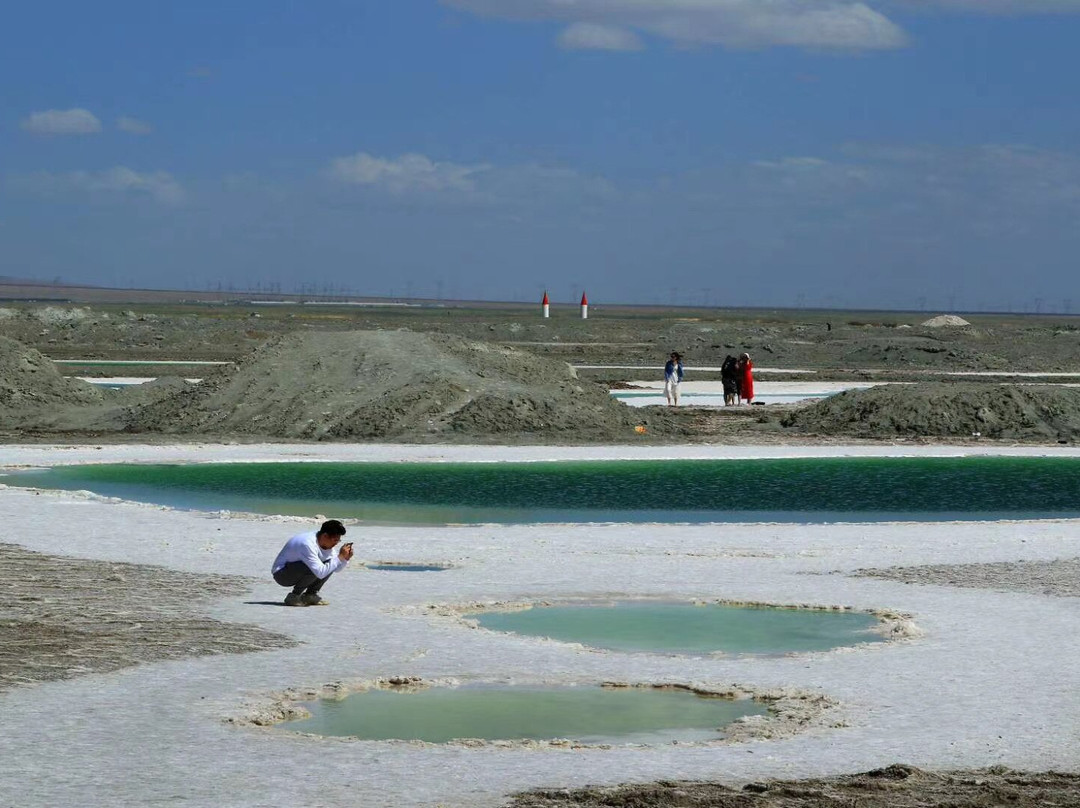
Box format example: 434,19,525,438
243,600,290,607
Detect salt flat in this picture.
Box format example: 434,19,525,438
1,443,1078,808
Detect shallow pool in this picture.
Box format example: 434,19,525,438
284,684,767,744
468,601,885,655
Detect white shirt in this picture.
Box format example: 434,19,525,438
271,530,348,579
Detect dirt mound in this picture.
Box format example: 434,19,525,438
131,330,661,440
922,314,971,327
782,383,1080,440
0,335,102,416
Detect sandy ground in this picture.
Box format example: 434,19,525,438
1,443,1079,807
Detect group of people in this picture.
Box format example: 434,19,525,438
664,351,754,406
721,352,755,406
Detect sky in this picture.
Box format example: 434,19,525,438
1,0,1079,311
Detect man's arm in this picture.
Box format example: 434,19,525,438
299,541,348,579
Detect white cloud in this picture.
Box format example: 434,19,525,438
325,150,619,214
328,152,489,194
891,0,1080,12
731,143,1080,227
444,0,1080,52
20,108,102,135
754,156,831,170
557,22,644,51
116,116,153,135
22,167,184,204
443,0,909,50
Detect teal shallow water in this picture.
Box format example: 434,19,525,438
468,602,885,655
8,457,1080,524
284,685,766,743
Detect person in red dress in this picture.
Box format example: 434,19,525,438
737,352,754,404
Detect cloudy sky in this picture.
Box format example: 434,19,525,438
2,1,1079,310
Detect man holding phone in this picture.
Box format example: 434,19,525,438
271,519,354,606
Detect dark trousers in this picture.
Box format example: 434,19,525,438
273,561,332,596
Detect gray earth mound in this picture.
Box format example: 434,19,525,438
0,335,102,414
782,383,1080,440
130,330,661,440
922,314,972,328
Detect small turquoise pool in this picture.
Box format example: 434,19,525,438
283,684,767,744
468,601,885,655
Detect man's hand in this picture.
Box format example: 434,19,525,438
339,542,354,561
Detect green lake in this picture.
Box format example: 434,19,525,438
8,456,1080,523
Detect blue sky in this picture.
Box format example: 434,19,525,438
2,1,1079,310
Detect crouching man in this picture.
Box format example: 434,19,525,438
272,519,353,606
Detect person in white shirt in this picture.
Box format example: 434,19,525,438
271,519,354,606
664,351,684,406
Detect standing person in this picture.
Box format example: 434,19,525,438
271,519,354,606
720,355,740,406
664,352,684,406
737,352,754,404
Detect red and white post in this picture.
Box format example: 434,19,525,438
542,291,550,319
580,291,589,320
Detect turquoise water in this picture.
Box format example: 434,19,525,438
8,457,1080,524
469,602,884,655
284,684,766,743
366,564,449,572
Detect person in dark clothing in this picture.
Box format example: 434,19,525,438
720,355,740,406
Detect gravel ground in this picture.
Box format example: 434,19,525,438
854,557,1080,598
507,765,1080,807
0,542,295,691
